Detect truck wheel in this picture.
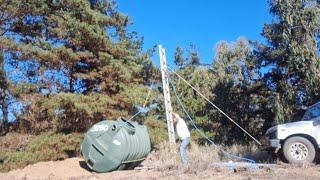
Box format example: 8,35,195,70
283,136,316,164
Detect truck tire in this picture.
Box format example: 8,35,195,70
283,136,316,164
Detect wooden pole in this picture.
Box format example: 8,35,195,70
159,45,176,150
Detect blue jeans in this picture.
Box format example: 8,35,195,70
180,137,190,164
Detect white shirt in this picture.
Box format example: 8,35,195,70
175,116,190,140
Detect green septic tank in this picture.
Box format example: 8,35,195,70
81,118,151,172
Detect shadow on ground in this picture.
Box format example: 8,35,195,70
79,161,92,172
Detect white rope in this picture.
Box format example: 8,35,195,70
169,77,256,163
142,88,152,107
128,86,152,121
167,66,261,145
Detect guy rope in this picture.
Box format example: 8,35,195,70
167,66,261,146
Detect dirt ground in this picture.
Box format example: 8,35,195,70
1,157,320,180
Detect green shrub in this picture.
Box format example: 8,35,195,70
0,132,83,172
143,118,169,149
13,93,132,134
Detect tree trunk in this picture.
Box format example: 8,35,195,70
69,65,75,93
0,101,8,135
0,50,8,135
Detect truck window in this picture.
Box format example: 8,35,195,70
302,103,320,121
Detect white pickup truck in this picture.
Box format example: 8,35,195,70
265,102,320,164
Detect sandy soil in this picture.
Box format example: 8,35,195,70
1,157,320,180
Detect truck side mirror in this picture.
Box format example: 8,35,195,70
312,117,320,126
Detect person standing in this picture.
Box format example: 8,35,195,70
172,112,191,164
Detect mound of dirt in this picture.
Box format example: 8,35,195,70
0,158,165,180
0,158,89,180
1,157,320,180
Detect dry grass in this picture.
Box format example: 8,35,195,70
0,133,34,152
143,142,275,176
0,132,84,172
226,143,274,163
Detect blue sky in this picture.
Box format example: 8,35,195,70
117,0,272,66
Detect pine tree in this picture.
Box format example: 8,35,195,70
174,46,186,68
188,44,200,66
0,0,154,133
254,0,320,122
